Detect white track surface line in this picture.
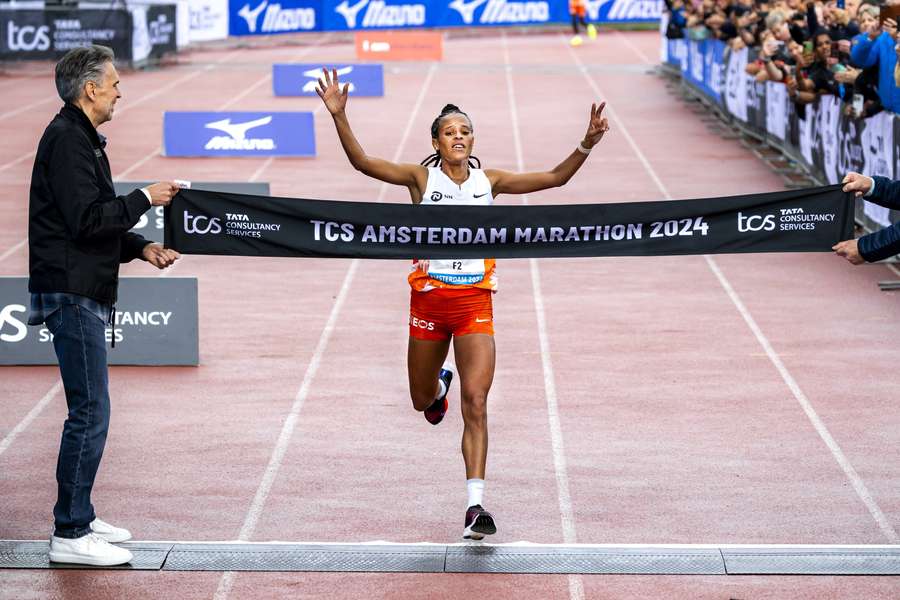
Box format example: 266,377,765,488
566,35,900,544
214,62,440,600
0,382,62,458
614,30,654,65
0,238,26,264
502,33,583,600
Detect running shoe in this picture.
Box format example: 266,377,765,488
587,23,597,39
424,367,453,425
462,504,496,540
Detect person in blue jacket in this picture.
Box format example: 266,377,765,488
849,12,900,113
834,172,900,264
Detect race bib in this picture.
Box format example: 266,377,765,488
427,259,485,285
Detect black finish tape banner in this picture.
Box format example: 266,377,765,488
164,185,854,259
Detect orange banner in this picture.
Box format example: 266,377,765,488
355,31,443,61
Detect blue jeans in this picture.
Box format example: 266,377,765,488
45,304,110,539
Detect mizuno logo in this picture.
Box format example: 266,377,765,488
238,0,267,32
205,116,272,140
239,0,316,33
449,0,549,24
204,116,276,150
302,66,355,93
336,0,426,28
335,0,369,27
448,0,488,23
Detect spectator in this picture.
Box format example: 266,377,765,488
791,30,853,103
850,8,900,112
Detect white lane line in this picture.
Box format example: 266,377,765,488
565,35,900,544
0,97,57,122
214,62,440,600
0,381,63,458
614,30,654,65
0,238,26,265
502,32,583,600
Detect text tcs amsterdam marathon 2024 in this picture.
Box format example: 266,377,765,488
166,187,852,259
227,0,662,36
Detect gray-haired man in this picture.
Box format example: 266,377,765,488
28,45,180,566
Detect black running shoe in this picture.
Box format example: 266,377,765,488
424,367,453,425
462,504,496,540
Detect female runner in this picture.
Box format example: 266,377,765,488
316,68,609,539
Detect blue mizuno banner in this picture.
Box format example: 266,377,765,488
163,112,316,157
229,0,320,35
674,38,724,104
227,0,660,36
273,63,384,96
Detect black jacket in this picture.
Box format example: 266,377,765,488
859,176,900,262
28,103,151,303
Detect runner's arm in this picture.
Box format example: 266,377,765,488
315,68,425,190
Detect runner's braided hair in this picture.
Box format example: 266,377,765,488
420,104,481,169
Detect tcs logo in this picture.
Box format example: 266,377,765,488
0,304,27,343
183,211,222,235
6,22,51,52
737,212,775,233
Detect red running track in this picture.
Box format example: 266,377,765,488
0,28,899,600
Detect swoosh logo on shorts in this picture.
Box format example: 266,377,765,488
473,193,488,198
475,317,491,323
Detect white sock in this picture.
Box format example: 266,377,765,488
436,378,447,400
467,478,485,508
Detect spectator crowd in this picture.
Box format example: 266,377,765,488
664,0,900,118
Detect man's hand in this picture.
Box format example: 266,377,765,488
832,239,865,265
841,171,873,197
145,181,180,206
142,243,180,269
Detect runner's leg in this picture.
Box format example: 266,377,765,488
453,333,495,479
408,337,452,412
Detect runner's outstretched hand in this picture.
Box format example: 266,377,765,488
582,102,610,149
315,67,349,116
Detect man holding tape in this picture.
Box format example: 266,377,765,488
28,45,180,566
835,172,900,263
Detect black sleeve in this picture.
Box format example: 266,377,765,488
120,231,151,263
807,3,819,36
868,176,900,210
858,222,900,262
47,132,150,241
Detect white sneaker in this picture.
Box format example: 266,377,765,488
49,533,134,566
90,518,132,543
